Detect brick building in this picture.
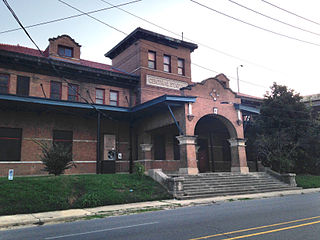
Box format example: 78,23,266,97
0,28,259,176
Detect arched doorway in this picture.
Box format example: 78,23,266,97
194,114,237,172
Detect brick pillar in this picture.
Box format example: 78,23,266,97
176,135,198,175
139,144,152,170
228,138,249,173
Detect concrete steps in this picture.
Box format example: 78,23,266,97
170,172,301,199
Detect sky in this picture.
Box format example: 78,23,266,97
1,0,320,97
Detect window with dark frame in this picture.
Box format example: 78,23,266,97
148,51,156,69
53,130,73,153
178,58,185,75
68,83,79,101
50,81,62,100
0,127,22,161
58,45,73,58
163,55,171,73
16,76,30,96
0,73,9,94
95,88,105,104
109,90,119,106
154,134,166,160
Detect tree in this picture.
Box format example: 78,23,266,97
254,83,318,173
37,141,76,176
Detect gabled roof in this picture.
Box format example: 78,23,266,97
0,43,126,74
105,27,198,59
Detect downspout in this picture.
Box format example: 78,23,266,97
96,112,101,174
129,121,133,174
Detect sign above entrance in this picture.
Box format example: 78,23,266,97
146,75,188,90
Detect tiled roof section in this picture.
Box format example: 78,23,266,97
0,43,126,74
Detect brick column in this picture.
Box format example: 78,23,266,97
139,144,152,169
228,138,249,173
176,135,198,175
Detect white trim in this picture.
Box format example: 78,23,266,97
146,75,188,90
0,161,96,164
24,138,97,143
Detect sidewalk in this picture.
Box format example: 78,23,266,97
1,188,319,230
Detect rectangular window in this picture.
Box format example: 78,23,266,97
95,88,105,104
178,58,185,75
154,134,166,160
163,55,171,73
0,127,22,161
53,130,73,153
0,73,9,94
68,84,79,101
58,45,73,58
50,81,62,100
16,76,30,96
109,90,119,106
148,51,156,69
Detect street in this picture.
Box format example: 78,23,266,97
1,193,320,240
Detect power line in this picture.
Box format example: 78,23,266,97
261,0,320,27
0,0,142,35
2,0,115,121
190,0,320,47
99,0,279,74
227,0,320,37
58,0,268,90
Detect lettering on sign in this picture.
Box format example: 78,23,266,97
146,75,188,90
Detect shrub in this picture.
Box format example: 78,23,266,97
37,141,76,176
134,163,145,178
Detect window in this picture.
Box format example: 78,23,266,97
0,128,22,161
163,55,171,73
148,51,156,69
58,45,73,58
178,58,185,75
50,81,62,100
53,130,73,153
154,134,166,160
95,88,105,104
68,84,79,101
109,90,119,106
16,76,30,96
0,73,9,94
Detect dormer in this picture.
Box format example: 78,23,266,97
47,35,81,62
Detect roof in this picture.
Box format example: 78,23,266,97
105,27,198,59
237,92,263,101
0,43,127,75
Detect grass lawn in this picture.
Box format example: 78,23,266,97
296,175,320,189
0,174,171,216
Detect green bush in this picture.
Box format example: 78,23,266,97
134,163,145,178
37,141,76,176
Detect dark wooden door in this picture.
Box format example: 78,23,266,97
198,139,209,172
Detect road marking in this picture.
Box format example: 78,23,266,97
45,221,159,239
220,220,320,240
189,215,320,240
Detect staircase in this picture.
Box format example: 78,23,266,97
171,172,301,200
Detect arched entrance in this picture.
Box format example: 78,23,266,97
195,114,237,172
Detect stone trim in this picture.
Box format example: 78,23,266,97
176,135,197,145
140,143,152,152
265,167,297,187
228,138,246,147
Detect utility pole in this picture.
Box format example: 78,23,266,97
237,65,243,93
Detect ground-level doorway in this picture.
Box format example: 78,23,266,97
195,115,233,172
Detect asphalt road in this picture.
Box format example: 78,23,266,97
2,193,320,240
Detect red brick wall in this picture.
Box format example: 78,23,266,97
0,67,131,107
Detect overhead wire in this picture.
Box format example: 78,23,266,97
261,0,320,27
58,0,269,90
226,0,320,37
0,0,142,35
2,0,117,121
190,0,320,47
99,0,279,76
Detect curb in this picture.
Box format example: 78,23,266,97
1,188,319,230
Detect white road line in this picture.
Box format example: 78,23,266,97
45,221,159,239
